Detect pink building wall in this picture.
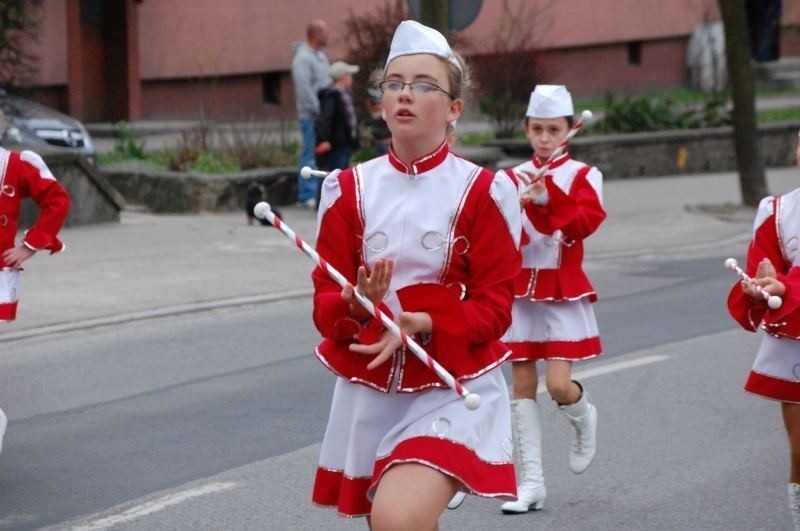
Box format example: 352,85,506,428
22,0,800,120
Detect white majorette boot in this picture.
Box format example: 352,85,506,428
0,406,6,454
559,382,597,474
789,483,800,531
501,399,546,514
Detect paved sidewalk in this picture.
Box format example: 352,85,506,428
1,167,797,340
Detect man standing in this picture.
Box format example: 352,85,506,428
291,20,331,208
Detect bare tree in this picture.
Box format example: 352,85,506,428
420,0,449,34
472,0,552,138
718,0,767,206
0,1,41,90
342,0,409,124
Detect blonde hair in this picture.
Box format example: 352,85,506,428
440,50,470,100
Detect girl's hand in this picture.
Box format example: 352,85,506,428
742,257,786,300
518,170,546,206
341,258,394,321
1,245,35,269
349,311,432,370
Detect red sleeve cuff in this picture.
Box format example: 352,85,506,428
357,302,394,344
765,270,800,327
396,283,469,371
23,228,64,254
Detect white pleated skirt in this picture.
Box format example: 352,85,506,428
312,367,517,517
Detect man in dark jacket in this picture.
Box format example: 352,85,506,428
315,61,360,173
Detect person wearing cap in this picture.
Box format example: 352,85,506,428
291,19,331,209
727,130,800,530
315,61,361,177
497,84,606,514
309,20,521,527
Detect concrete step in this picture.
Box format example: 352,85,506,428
754,56,800,78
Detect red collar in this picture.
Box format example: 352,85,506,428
388,141,449,175
532,153,570,170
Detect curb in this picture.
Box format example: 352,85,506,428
0,289,314,344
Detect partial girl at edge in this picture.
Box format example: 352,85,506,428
727,130,800,531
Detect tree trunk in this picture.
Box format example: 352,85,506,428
718,0,768,206
420,0,449,35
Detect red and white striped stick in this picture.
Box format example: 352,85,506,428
519,109,592,194
725,257,782,309
253,201,481,410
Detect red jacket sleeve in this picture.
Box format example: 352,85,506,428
460,173,521,345
524,167,606,241
311,169,363,341
15,150,69,252
726,197,793,332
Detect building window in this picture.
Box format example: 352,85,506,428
80,0,103,25
262,72,281,105
628,41,642,65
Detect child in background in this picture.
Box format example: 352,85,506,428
500,85,605,514
727,132,800,530
310,20,521,528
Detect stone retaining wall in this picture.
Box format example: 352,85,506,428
100,121,800,213
487,121,800,178
104,166,296,213
19,149,125,227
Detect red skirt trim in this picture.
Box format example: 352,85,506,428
312,436,517,517
0,301,17,321
506,337,602,361
312,468,373,518
744,370,800,404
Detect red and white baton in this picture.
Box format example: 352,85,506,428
300,166,329,179
725,258,782,309
254,201,482,410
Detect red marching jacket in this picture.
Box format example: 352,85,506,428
728,191,800,338
311,144,522,393
509,154,606,302
0,148,70,267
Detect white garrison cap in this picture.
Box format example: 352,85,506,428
526,85,574,118
385,20,461,73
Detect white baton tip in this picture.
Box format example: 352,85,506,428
580,110,593,121
253,201,272,219
768,295,782,310
464,393,481,411
724,258,737,270
300,166,314,179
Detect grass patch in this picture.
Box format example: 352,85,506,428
457,131,496,146
758,106,800,123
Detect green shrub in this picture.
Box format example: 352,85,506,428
191,152,239,174
113,122,146,159
593,94,730,134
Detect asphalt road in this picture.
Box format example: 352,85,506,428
0,236,792,530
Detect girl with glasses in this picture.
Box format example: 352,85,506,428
309,20,521,528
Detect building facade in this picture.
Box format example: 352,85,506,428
26,0,800,122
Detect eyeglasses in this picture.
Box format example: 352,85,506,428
378,80,454,99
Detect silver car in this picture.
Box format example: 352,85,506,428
0,89,96,165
